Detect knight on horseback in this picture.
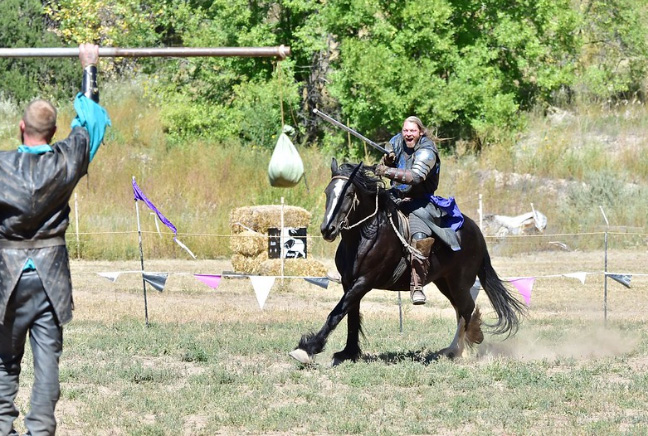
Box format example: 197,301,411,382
375,116,440,305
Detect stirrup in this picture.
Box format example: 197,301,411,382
410,288,426,305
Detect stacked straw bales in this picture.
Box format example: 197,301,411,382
229,205,327,276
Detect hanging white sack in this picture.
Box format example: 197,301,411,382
268,125,304,187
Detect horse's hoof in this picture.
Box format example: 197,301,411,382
438,347,460,360
331,357,344,367
289,348,313,364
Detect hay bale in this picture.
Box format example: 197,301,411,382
229,230,266,256
229,205,311,234
231,251,269,274
259,258,328,277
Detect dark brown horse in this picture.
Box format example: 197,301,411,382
289,159,525,365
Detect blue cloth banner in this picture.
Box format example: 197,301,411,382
70,93,111,162
429,195,464,231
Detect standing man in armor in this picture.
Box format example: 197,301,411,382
375,116,440,305
0,43,110,435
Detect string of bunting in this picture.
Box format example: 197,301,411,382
97,270,330,309
97,269,643,310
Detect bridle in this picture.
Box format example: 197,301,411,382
327,167,379,231
326,164,423,258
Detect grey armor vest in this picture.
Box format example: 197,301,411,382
0,127,90,325
389,134,440,198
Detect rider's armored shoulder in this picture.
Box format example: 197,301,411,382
389,133,404,156
410,139,438,180
418,136,439,153
413,146,437,163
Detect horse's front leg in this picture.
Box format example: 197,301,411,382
290,281,368,365
331,302,362,366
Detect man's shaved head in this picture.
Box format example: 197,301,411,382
22,100,57,138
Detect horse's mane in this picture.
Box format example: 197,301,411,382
337,162,398,214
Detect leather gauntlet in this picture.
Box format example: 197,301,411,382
82,65,99,103
383,167,414,184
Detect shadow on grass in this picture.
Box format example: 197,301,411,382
361,349,442,365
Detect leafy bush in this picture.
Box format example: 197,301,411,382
0,0,78,103
559,171,644,232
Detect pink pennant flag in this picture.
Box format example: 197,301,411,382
194,274,222,289
509,277,535,306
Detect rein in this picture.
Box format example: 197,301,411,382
332,174,424,260
328,165,423,259
331,175,379,230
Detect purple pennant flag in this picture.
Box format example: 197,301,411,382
132,178,196,259
132,178,177,234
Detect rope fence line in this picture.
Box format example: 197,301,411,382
69,229,648,239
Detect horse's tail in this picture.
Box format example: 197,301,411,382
478,250,526,337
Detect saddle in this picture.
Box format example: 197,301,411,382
381,210,410,288
411,201,462,251
382,197,463,288
390,201,462,250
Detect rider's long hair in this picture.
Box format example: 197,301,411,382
404,116,427,137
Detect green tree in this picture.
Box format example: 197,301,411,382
45,0,167,78
44,0,646,152
320,0,579,153
0,0,77,103
154,0,304,146
577,0,648,101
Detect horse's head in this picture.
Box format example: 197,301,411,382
321,158,382,241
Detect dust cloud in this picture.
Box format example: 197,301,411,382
476,325,640,361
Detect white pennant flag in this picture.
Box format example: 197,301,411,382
250,276,275,309
97,272,122,282
174,237,197,259
563,272,587,284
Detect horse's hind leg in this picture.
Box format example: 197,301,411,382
436,280,483,359
438,309,467,359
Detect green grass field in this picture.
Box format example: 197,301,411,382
8,249,647,435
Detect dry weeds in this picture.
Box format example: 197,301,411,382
33,249,648,434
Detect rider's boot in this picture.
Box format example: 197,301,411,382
410,237,435,305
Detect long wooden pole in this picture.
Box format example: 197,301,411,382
0,46,291,59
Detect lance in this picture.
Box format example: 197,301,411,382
313,108,388,154
0,46,291,59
